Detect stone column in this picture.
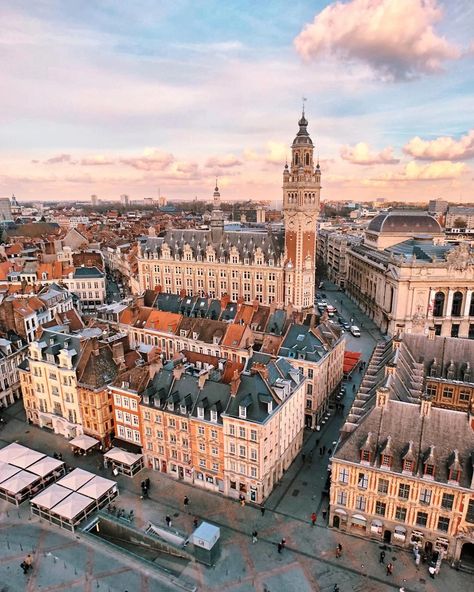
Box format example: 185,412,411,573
446,290,454,318
463,290,472,317
428,289,436,317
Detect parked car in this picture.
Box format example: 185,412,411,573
350,325,361,337
321,292,327,298
326,305,336,317
342,321,351,330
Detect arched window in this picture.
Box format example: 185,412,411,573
469,293,474,317
452,291,463,317
433,292,445,317
294,153,299,166
305,153,310,166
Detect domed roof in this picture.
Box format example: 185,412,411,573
367,212,442,234
292,110,313,147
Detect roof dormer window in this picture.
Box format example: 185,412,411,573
360,450,371,464
424,463,435,478
239,405,246,419
197,406,204,419
381,454,392,469
210,409,217,423
402,459,414,474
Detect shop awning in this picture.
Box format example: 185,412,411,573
69,435,99,451
343,351,361,375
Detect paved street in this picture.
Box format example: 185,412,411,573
0,292,471,591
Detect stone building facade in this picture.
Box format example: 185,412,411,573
346,211,474,337
137,112,320,311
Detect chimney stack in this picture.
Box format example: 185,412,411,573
112,341,125,365
230,368,241,396
198,369,209,390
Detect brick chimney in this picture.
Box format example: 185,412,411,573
198,369,209,389
230,369,241,396
148,356,163,380
112,341,125,365
173,363,185,381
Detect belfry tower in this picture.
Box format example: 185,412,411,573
283,110,320,310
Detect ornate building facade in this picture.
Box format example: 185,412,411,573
345,211,474,337
137,112,320,311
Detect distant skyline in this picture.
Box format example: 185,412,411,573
1,0,473,203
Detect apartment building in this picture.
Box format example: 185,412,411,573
20,330,84,438
0,335,28,409
110,352,304,504
317,229,361,288
62,266,106,311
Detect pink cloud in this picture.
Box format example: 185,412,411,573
404,130,474,161
45,153,73,164
205,155,242,168
373,160,468,182
294,0,460,80
340,142,399,165
80,155,115,166
119,149,175,171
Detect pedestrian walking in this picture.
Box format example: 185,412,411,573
336,543,342,558
428,566,436,579
379,550,386,563
193,517,199,529
239,494,246,507
260,505,265,517
165,515,172,528
415,553,420,567
386,562,393,576
322,509,327,521
311,512,317,526
183,495,189,508
328,448,332,455
252,530,258,544
277,542,283,553
334,586,340,592
145,477,150,489
281,538,286,549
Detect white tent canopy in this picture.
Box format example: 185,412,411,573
31,483,71,510
77,475,117,500
104,447,143,466
1,471,38,494
57,468,94,491
0,443,30,463
52,492,94,520
10,450,46,469
28,457,65,478
0,462,21,484
69,435,99,451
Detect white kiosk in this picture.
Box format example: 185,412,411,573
191,522,220,566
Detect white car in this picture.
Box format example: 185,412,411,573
350,325,361,337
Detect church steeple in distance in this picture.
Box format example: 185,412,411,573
282,108,320,310
210,180,224,243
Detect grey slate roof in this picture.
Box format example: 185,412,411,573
73,266,104,279
335,398,474,489
140,228,284,264
367,211,442,234
278,324,328,362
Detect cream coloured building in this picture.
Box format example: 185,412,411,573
137,112,320,311
20,330,85,438
346,211,474,337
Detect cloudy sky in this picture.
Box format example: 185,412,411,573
1,0,473,203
